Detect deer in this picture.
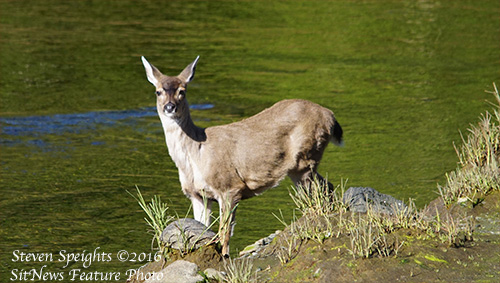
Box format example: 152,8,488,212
140,56,343,256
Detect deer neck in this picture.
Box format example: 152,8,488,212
159,110,206,169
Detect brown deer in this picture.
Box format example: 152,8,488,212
141,56,343,256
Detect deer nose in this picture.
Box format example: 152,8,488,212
165,102,176,113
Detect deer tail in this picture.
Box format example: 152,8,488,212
330,119,344,147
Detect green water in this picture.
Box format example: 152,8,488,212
1,0,499,281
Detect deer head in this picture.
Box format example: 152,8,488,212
141,56,199,120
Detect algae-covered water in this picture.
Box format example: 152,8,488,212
1,0,499,281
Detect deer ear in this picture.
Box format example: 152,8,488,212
179,56,200,84
141,56,161,86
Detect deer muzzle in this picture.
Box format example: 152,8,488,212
164,102,176,114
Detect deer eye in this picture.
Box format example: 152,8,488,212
178,90,186,97
155,90,161,96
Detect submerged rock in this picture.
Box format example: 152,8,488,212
161,218,216,252
343,187,407,215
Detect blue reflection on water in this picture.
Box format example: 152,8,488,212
1,108,157,137
0,104,214,147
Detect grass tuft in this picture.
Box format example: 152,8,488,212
129,186,174,252
289,176,347,216
223,257,257,283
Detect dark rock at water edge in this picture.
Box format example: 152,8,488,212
343,187,407,215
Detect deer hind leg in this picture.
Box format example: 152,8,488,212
312,172,334,193
289,141,334,191
191,194,213,227
289,147,334,194
290,168,332,190
218,194,239,257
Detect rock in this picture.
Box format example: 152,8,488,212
161,218,217,252
239,231,280,257
343,187,407,215
144,260,203,283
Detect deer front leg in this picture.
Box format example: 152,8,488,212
218,195,239,257
191,195,212,227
